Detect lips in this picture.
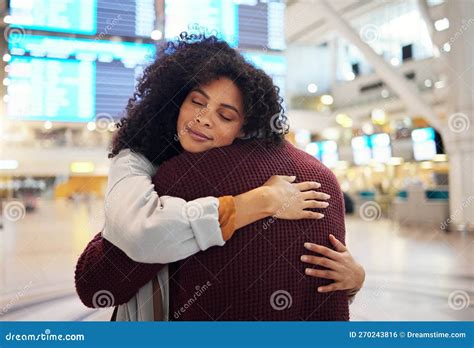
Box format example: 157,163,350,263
189,129,212,140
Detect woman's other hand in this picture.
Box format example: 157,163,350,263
301,234,365,297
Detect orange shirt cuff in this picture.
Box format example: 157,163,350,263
217,196,237,242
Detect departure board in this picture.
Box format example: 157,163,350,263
164,0,285,50
238,0,285,50
243,52,287,98
6,34,156,122
8,0,155,38
164,0,238,46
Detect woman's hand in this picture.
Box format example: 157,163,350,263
301,234,365,297
262,175,330,220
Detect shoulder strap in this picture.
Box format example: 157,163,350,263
152,276,164,321
110,306,118,321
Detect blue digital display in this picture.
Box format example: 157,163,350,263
8,0,96,34
351,133,392,165
352,136,372,165
8,0,155,38
305,142,320,159
305,141,338,168
370,133,392,163
6,35,156,122
411,127,437,161
164,0,238,47
243,52,287,99
164,0,285,50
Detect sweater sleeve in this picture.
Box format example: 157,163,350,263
102,149,226,264
75,201,236,308
74,232,164,308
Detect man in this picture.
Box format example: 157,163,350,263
76,139,357,320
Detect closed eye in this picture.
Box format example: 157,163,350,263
192,99,206,107
219,113,232,122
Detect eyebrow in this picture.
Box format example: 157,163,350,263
194,88,241,117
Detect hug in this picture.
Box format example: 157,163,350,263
75,35,365,321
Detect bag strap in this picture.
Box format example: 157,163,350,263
110,306,118,321
110,277,162,321
152,276,164,321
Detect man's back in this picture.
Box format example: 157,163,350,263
154,139,349,320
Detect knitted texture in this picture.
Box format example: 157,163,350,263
75,232,163,308
153,139,349,321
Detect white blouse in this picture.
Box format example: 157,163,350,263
102,149,226,320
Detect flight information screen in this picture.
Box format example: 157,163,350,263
6,34,156,122
238,0,285,50
352,136,372,165
411,127,437,161
8,0,155,38
304,141,339,168
164,0,285,50
370,133,392,163
164,0,238,46
243,52,287,99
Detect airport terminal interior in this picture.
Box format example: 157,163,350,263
0,0,473,321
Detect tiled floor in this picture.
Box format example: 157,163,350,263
1,199,473,321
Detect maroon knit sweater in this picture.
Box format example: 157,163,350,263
153,139,349,321
75,139,348,320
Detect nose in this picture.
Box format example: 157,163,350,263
196,107,212,128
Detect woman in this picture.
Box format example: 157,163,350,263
75,34,365,320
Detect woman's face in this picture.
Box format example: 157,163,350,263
177,77,245,153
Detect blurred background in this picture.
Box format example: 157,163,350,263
0,0,472,321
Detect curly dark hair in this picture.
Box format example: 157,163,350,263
109,34,288,166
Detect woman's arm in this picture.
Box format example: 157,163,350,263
300,234,365,303
102,149,230,263
104,150,328,264
76,176,328,308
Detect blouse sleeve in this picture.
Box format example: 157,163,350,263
102,149,226,264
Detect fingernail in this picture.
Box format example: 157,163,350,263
305,268,312,275
301,255,309,262
304,243,311,249
322,202,329,207
319,214,325,218
325,195,331,199
317,287,322,292
314,182,321,188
